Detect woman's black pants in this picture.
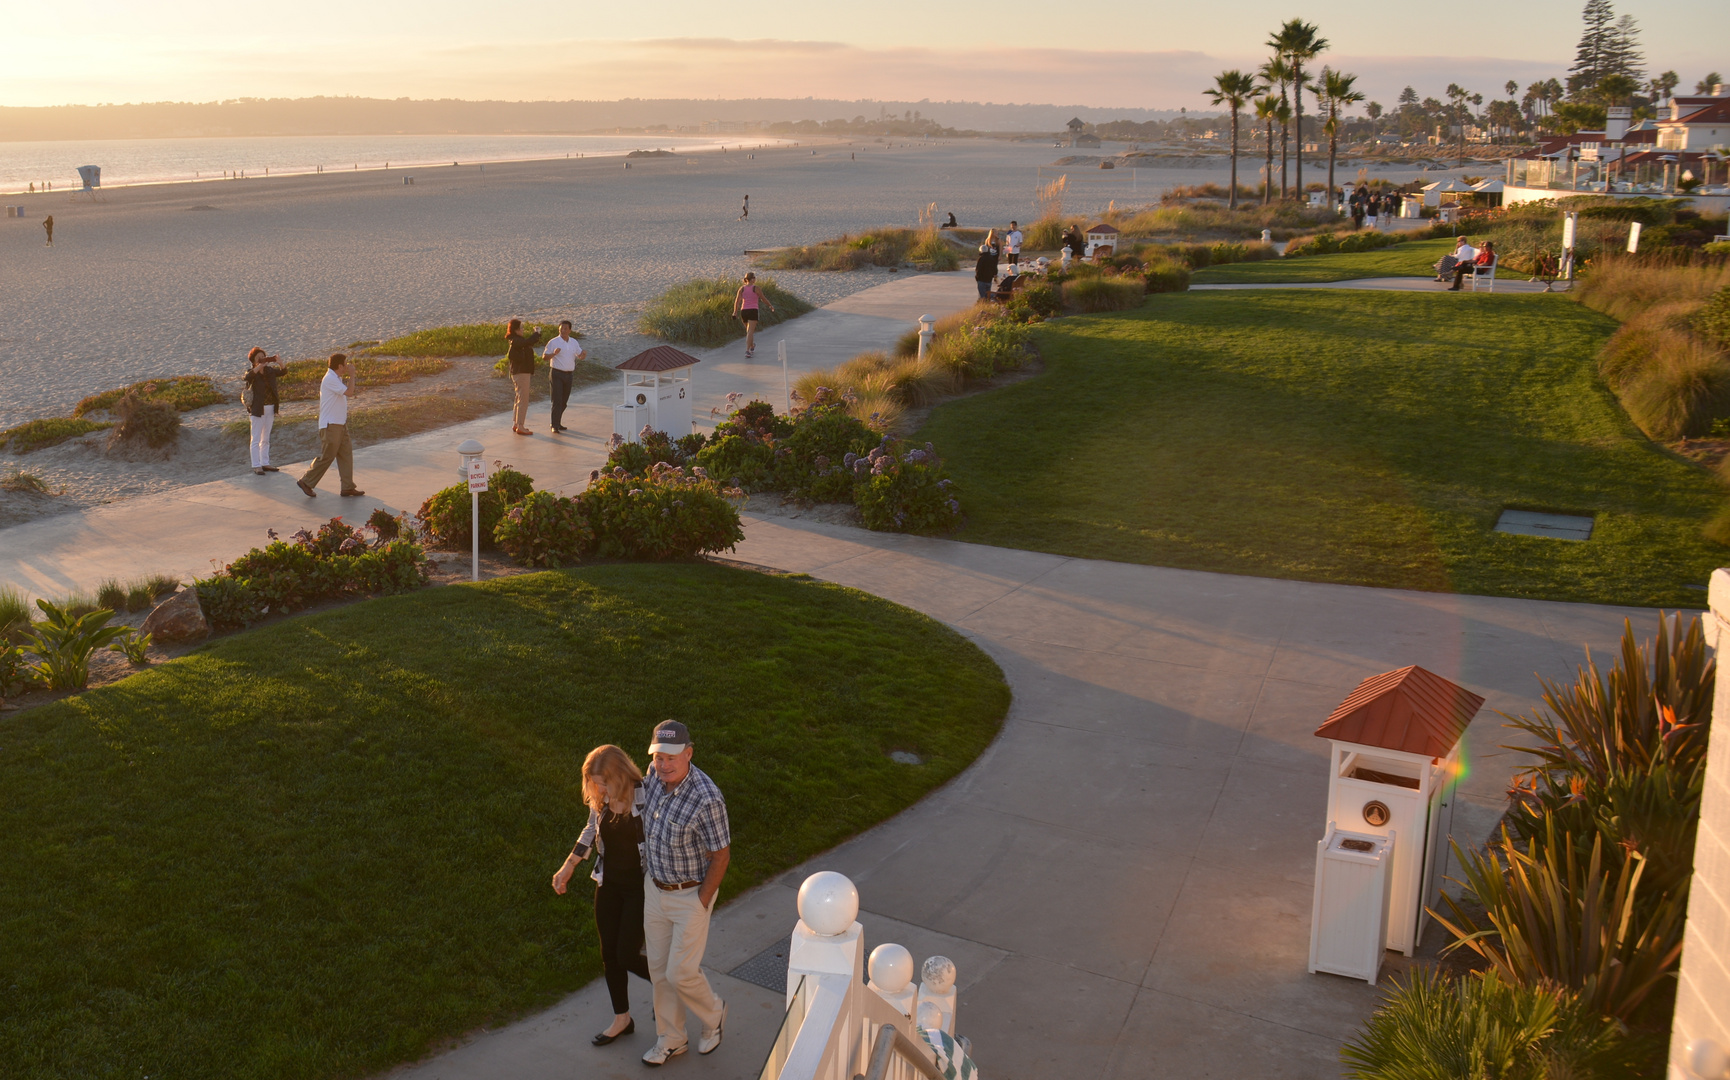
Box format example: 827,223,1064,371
595,875,652,1014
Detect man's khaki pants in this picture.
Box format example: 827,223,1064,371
643,877,723,1046
512,372,533,430
301,423,355,492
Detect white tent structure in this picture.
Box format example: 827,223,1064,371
1422,178,1475,206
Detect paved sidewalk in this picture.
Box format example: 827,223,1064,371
0,272,978,602
1194,276,1561,294
386,515,1661,1080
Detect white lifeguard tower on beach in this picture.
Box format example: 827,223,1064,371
614,345,699,442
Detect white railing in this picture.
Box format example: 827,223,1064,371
757,873,967,1080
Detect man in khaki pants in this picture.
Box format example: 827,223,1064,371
297,354,364,498
640,720,730,1067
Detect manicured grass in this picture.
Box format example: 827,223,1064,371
0,564,1008,1079
919,290,1726,607
1192,237,1459,283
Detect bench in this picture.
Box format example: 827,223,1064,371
1468,256,1498,293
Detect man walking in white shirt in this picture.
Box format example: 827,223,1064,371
1003,221,1023,272
542,320,586,434
298,353,364,498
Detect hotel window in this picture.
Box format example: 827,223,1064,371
1658,130,1685,149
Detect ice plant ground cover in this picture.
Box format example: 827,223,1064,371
920,288,1726,607
0,563,1009,1079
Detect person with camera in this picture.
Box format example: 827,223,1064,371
243,347,285,475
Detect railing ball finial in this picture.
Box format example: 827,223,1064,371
796,871,859,936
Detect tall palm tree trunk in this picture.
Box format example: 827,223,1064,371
1293,66,1305,198
1228,106,1240,210
1265,119,1275,205
1280,106,1289,199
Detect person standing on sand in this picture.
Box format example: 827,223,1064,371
739,194,748,220
243,348,285,475
974,231,1000,301
542,320,586,434
506,318,542,435
732,272,775,359
297,354,364,498
43,215,53,246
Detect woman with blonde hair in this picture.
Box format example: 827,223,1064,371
553,744,651,1046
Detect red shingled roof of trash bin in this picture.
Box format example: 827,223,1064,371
1313,665,1484,757
616,346,701,372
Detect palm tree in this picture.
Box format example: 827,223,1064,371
1320,68,1364,209
1254,95,1280,205
1259,56,1293,198
1269,19,1330,199
1205,70,1265,210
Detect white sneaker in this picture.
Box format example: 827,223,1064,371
642,1037,687,1067
698,1000,727,1054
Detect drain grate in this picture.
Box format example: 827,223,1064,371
728,935,792,993
1495,510,1594,541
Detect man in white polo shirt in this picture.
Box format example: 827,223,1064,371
297,353,363,498
1003,220,1023,271
542,320,586,434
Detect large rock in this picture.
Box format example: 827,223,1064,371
141,587,208,643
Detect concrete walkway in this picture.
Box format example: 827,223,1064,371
0,272,979,602
1193,276,1562,294
386,516,1661,1080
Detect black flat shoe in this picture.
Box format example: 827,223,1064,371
594,1018,635,1046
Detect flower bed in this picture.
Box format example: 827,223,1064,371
195,517,430,629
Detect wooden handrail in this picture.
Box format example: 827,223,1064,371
854,1023,942,1080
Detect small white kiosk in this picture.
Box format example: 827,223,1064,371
614,345,699,443
1084,222,1119,258
1311,665,1481,956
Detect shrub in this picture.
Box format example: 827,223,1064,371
197,531,430,629
758,229,921,271
1006,283,1063,322
607,430,686,475
1619,339,1730,439
1284,230,1404,257
852,440,963,534
1063,276,1146,312
417,465,535,548
908,228,960,270
110,391,180,447
192,575,258,630
20,598,129,691
580,464,744,560
1694,285,1730,349
693,432,778,491
74,376,224,418
926,305,1036,380
1575,259,1730,324
0,639,26,697
0,417,111,453
494,490,593,568
1341,967,1651,1080
110,628,152,666
367,507,403,541
639,277,813,347
1141,259,1192,294
776,395,880,501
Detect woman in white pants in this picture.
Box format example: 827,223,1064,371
244,347,285,474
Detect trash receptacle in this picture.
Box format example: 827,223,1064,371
1309,824,1393,985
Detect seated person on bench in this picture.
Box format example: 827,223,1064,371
991,273,1022,301
1450,240,1495,290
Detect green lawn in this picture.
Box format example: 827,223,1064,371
0,564,1009,1079
918,290,1725,607
1192,237,1465,283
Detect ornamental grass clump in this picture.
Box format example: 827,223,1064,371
1062,276,1147,312
195,517,430,628
639,277,812,347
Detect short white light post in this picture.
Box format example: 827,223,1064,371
457,438,486,582
779,339,789,412
916,315,935,361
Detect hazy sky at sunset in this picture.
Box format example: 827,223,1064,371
6,0,1722,112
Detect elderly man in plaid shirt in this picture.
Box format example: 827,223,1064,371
639,720,732,1066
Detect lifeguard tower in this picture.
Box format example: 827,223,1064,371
614,345,699,442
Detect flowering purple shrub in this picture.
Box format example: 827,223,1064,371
494,490,594,568
580,462,744,560
852,439,963,534
774,390,877,501
418,463,535,549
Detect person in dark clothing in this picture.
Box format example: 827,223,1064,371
505,317,542,435
943,212,957,228
1450,240,1496,290
553,745,653,1048
243,347,286,474
43,215,53,246
1065,227,1086,260
974,232,1001,301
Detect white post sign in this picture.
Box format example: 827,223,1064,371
1627,220,1643,253
466,457,488,582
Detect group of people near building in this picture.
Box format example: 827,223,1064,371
551,721,733,1066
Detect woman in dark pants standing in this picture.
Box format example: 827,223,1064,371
505,317,542,434
553,744,652,1046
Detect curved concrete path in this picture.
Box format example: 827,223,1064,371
385,515,1661,1080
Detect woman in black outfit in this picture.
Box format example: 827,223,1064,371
505,317,542,435
243,347,285,475
552,744,651,1046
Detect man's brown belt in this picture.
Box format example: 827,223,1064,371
654,879,701,891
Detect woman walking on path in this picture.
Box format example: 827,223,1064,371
505,318,542,435
553,745,652,1048
732,272,776,359
243,348,285,474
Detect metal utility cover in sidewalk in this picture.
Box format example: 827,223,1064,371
1494,510,1594,540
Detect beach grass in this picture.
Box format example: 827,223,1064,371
0,417,112,454
1,469,53,495
0,584,30,639
919,289,1726,607
1190,237,1463,283
73,376,226,418
639,277,813,348
366,323,569,358
0,563,1009,1079
276,356,452,400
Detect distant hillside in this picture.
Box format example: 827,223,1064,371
0,96,1191,141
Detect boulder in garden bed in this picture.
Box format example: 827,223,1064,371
141,588,209,643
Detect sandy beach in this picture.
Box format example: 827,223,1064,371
0,137,1467,526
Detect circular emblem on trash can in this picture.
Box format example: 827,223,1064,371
636,393,648,405
1362,800,1391,827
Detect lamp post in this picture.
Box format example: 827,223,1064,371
457,439,485,582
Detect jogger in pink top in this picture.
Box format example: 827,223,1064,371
732,272,777,358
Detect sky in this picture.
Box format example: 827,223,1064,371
4,0,1722,113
